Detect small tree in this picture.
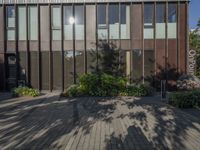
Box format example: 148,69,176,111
190,19,200,77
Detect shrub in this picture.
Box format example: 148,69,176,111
63,73,154,97
120,84,154,97
63,84,83,97
169,90,200,108
79,73,127,96
12,86,40,97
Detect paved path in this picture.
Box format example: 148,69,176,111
0,94,200,150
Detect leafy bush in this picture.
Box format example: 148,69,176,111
169,90,200,108
120,84,154,97
63,73,154,97
63,84,83,97
12,86,40,97
79,73,127,96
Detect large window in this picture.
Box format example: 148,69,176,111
156,3,165,39
28,6,38,40
144,4,154,39
109,4,119,39
75,5,84,40
120,4,130,39
52,6,61,40
168,3,177,38
18,6,26,40
7,6,15,41
64,5,73,40
97,4,107,40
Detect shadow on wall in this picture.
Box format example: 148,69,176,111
88,40,125,77
145,57,184,91
87,40,183,90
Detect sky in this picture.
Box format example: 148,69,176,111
189,0,200,29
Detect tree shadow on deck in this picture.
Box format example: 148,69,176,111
119,97,200,150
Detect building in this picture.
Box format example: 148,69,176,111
0,0,189,91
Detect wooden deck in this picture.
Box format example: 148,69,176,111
0,94,200,150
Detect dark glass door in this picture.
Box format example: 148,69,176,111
6,54,17,90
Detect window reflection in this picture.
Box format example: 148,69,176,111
28,6,38,40
168,3,177,38
144,4,154,39
109,4,119,39
52,5,61,40
156,3,165,39
75,5,84,40
64,5,73,40
7,6,15,40
18,6,26,40
120,4,130,39
98,4,108,39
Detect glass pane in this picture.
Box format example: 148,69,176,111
64,5,73,40
52,30,61,40
144,50,155,79
156,4,165,23
7,30,15,40
109,4,119,39
18,6,26,40
168,3,177,23
144,4,153,26
29,6,38,40
156,4,165,39
132,49,143,82
120,4,130,39
144,4,154,39
75,5,84,40
52,6,61,28
98,4,108,39
7,6,15,28
168,4,177,38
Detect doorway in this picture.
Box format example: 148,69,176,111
6,53,17,90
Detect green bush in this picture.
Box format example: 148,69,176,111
79,73,127,96
63,73,154,97
119,84,154,97
63,84,83,97
169,90,200,108
12,86,40,97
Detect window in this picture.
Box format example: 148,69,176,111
18,6,26,40
52,6,61,40
28,6,38,40
120,4,130,39
75,5,84,40
64,5,73,40
144,4,154,39
97,4,107,39
109,4,119,39
168,3,177,38
156,4,165,39
7,6,15,41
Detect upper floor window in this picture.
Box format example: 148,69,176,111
144,4,154,27
18,6,26,40
168,3,177,23
28,6,38,40
144,4,154,39
7,6,15,40
75,5,84,40
64,5,73,40
120,4,130,39
156,3,165,39
109,4,119,39
168,3,177,38
97,4,107,40
52,5,61,40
